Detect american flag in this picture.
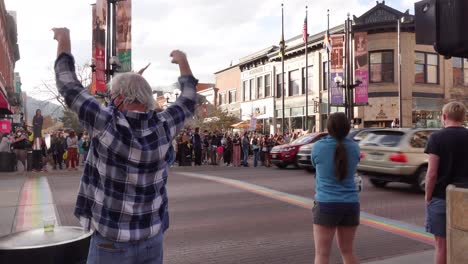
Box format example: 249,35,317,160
323,32,331,52
303,16,308,43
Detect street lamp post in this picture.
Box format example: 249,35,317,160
397,16,410,127
334,75,361,121
163,89,182,108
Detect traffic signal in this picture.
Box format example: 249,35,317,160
415,0,468,58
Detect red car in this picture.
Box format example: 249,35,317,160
269,133,328,169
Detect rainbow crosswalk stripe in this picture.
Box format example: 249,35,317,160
15,176,58,232
178,172,434,246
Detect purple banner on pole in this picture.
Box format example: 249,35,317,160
331,72,344,105
355,70,368,104
354,32,368,104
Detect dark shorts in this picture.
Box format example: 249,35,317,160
426,197,446,237
313,201,360,226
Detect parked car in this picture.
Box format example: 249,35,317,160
297,129,372,172
270,133,327,169
357,128,438,191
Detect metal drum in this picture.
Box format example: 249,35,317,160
0,226,93,264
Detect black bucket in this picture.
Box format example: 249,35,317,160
0,227,93,264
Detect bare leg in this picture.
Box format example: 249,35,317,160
336,226,358,264
313,224,336,264
434,236,446,264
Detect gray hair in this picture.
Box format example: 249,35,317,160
110,73,155,110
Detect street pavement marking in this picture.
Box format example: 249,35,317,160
14,176,59,232
177,172,434,245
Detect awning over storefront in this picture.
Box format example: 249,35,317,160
256,113,272,119
0,92,12,115
231,120,262,129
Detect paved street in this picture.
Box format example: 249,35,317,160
0,165,434,263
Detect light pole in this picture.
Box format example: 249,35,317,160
163,89,181,108
397,16,410,128
334,75,361,121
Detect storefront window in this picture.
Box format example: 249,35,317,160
412,111,442,128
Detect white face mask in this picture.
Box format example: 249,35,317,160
17,132,22,137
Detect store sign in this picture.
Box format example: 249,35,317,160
376,109,388,120
248,66,264,76
354,32,369,104
330,34,345,106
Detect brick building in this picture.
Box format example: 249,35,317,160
0,1,20,119
215,1,468,133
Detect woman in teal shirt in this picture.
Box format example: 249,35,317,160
311,112,360,264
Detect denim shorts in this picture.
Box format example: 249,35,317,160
426,197,446,238
313,201,360,226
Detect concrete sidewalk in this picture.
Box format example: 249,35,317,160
0,171,27,237
365,250,434,263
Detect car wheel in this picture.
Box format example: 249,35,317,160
305,167,315,173
369,179,387,188
414,166,427,192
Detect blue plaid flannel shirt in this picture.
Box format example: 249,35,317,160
55,53,197,242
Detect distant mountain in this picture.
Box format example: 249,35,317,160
25,96,63,125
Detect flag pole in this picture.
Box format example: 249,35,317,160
304,6,309,132
281,3,286,135
327,9,331,117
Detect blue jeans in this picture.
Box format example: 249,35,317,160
242,147,249,166
253,150,259,167
87,231,164,264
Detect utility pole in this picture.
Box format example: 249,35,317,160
281,3,286,135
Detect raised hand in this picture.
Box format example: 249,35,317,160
170,50,187,65
52,28,70,42
52,27,71,56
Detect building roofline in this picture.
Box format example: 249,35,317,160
214,64,240,75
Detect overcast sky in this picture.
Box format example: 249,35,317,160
4,0,417,100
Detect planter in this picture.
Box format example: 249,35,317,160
0,226,93,264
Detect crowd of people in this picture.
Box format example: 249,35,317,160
173,128,307,167
0,126,91,172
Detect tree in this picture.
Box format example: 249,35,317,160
60,109,82,133
42,115,55,130
33,63,92,116
189,106,241,132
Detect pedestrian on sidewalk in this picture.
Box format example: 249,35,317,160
49,132,64,170
241,132,250,167
66,130,78,170
424,101,468,264
252,136,260,167
53,27,196,264
193,127,202,166
81,130,90,164
211,133,220,165
32,109,43,139
0,132,13,152
32,137,43,172
224,135,233,166
311,112,360,264
232,133,241,167
12,129,28,172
